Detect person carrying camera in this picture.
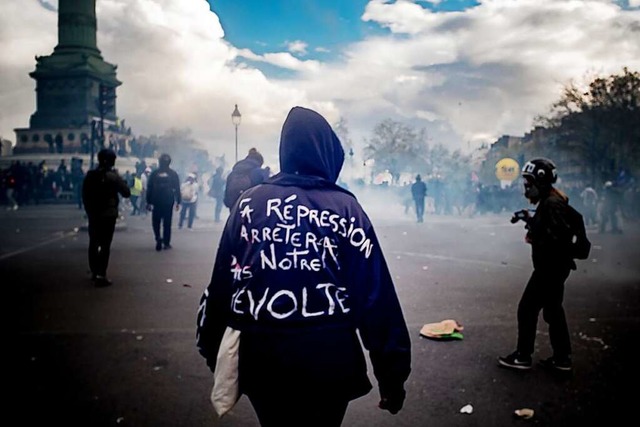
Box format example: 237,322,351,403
498,158,578,373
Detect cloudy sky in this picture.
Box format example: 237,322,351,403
1,0,639,165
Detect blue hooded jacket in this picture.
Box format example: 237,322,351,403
197,106,411,401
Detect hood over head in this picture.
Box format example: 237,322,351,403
158,153,172,170
279,107,344,183
247,148,264,165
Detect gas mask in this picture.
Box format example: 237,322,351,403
523,178,540,204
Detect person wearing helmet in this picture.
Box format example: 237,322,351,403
498,158,576,373
82,148,131,287
146,153,181,251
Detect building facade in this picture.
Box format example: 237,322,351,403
480,126,591,190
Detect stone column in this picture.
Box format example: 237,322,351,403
55,0,99,55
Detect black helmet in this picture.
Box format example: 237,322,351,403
159,153,171,168
522,158,557,187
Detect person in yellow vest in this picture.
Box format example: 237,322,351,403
130,172,143,216
140,167,151,217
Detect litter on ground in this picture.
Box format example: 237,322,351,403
460,404,473,414
514,408,534,419
420,319,464,340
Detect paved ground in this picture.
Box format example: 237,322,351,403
3,199,639,426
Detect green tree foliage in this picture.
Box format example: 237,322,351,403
537,68,640,184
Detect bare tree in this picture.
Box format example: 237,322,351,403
363,119,428,176
333,116,353,155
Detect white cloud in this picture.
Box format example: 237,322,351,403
1,0,640,164
363,0,442,35
286,40,308,56
0,0,311,163
0,0,57,144
350,0,640,146
237,49,321,73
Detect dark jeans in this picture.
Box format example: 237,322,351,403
214,197,224,222
152,204,174,245
130,195,140,215
75,185,83,210
87,216,117,277
179,202,196,228
517,267,572,358
600,205,620,232
248,394,348,427
414,197,425,222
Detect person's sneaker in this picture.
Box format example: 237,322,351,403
539,356,572,372
163,243,172,250
498,351,532,370
93,276,113,287
155,241,162,251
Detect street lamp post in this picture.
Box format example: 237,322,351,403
231,104,242,163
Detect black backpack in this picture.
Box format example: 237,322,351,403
567,204,591,260
223,169,253,208
151,172,175,204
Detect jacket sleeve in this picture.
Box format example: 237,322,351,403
196,225,234,372
107,171,131,198
146,173,155,205
527,196,575,269
82,172,94,214
528,198,572,248
173,171,182,204
347,223,411,397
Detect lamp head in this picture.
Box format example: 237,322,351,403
231,104,242,126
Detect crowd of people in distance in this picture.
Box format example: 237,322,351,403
0,159,85,209
2,151,638,236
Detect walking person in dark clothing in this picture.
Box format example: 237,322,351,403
411,174,427,223
208,166,225,222
82,149,130,287
223,147,266,209
498,158,581,373
71,160,85,210
197,107,411,426
146,153,181,251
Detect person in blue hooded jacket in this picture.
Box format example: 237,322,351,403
196,106,411,426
